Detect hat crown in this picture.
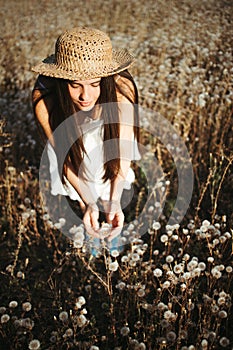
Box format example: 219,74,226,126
32,26,134,80
55,27,113,74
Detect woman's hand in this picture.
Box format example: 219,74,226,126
103,200,124,241
83,203,100,238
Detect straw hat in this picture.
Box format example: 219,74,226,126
32,27,134,81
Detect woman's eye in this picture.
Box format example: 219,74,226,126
70,83,80,88
91,82,100,87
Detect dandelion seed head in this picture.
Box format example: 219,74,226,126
182,272,191,280
73,239,84,249
211,304,219,313
172,234,179,241
188,345,195,350
217,297,226,305
76,314,87,327
191,267,201,277
9,301,18,308
122,230,130,237
17,271,25,279
183,254,190,261
75,296,86,309
208,331,216,342
81,308,87,315
49,335,56,343
28,339,40,350
173,263,184,274
109,261,119,272
128,223,135,231
116,281,126,290
137,288,145,297
152,221,161,230
110,249,120,258
166,331,177,342
187,260,198,271
136,342,146,350
179,330,188,339
207,257,214,263
121,255,129,263
224,231,231,239
166,255,174,263
180,283,187,291
161,234,168,243
22,302,32,312
160,319,169,328
201,339,208,348
218,264,225,271
90,346,100,350
164,310,176,321
120,326,130,336
22,212,30,221
211,268,222,279
162,280,170,289
131,253,140,262
219,236,227,244
42,213,50,221
129,338,139,346
65,328,73,337
58,217,66,226
153,249,160,256
14,319,23,328
1,314,10,323
202,219,210,227
136,248,144,256
198,262,206,271
200,225,208,233
54,222,62,229
219,337,230,347
226,266,232,273
22,317,35,329
6,265,13,273
157,302,168,311
218,310,227,318
74,230,85,241
148,205,154,213
153,267,163,277
0,307,6,314
182,228,189,235
69,225,83,235
59,311,68,322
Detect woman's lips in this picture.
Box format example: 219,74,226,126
78,101,91,107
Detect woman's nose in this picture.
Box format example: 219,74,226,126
79,87,89,101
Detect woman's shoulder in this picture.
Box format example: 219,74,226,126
33,75,55,91
32,75,55,111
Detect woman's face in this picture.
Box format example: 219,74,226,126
68,78,101,111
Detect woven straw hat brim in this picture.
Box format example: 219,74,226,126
32,49,134,80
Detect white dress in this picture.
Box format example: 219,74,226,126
47,117,141,202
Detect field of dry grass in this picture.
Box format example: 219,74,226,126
0,0,232,349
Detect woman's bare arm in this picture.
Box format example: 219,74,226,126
33,87,100,234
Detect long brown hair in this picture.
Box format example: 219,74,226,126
32,70,139,182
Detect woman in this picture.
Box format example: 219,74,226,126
32,27,140,244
